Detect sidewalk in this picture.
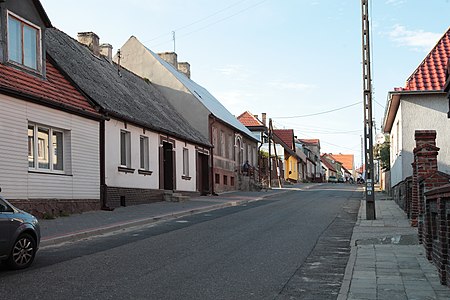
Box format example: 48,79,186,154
338,192,450,300
39,188,294,248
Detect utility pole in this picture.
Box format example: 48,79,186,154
172,31,176,52
361,0,376,219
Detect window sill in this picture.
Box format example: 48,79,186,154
28,170,71,176
118,166,135,174
138,169,153,176
182,175,192,180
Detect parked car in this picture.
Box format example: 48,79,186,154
0,188,40,269
328,176,338,183
338,177,345,183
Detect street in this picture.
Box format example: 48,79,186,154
0,184,361,299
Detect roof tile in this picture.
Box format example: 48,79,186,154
237,111,264,127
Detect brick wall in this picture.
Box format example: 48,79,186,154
9,199,100,218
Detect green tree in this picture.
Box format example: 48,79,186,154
374,135,390,171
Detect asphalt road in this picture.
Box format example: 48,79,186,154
0,184,361,300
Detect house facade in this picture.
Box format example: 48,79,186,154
383,28,450,197
0,0,103,216
46,29,211,208
115,36,258,193
299,139,322,182
273,129,300,182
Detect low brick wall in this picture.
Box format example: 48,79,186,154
9,198,100,218
425,184,450,285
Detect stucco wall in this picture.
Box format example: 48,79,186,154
390,94,450,187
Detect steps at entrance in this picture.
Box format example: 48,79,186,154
163,190,189,202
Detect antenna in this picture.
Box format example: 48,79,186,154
117,49,122,77
172,31,176,52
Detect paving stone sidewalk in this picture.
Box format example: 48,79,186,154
338,193,450,300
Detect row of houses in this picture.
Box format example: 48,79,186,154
236,112,356,185
0,0,259,216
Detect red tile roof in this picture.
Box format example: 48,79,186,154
327,153,354,170
299,139,320,145
0,59,100,117
237,111,264,127
404,27,450,91
273,129,294,150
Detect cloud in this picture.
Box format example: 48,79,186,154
386,25,442,52
216,64,250,81
385,0,406,6
268,80,317,91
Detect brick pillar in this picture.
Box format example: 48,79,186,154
412,130,439,231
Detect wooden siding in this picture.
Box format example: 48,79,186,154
0,94,100,200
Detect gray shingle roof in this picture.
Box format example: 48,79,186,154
46,28,210,147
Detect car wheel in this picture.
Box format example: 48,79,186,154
7,233,36,270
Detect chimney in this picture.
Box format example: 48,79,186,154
99,43,113,61
178,62,191,78
77,32,100,56
158,52,178,69
262,113,267,127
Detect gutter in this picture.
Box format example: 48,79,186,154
209,114,217,196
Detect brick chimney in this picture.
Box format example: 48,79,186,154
411,130,439,228
77,32,100,56
99,43,113,61
158,52,178,69
262,113,267,127
177,62,191,78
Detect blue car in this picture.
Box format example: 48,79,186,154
0,189,40,269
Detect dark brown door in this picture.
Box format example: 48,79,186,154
197,153,210,195
163,142,174,190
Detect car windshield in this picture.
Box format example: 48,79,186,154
0,198,13,213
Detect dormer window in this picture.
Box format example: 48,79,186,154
7,12,41,72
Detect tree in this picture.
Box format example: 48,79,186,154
374,135,390,171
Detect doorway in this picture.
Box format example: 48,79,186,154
162,142,174,190
197,152,210,195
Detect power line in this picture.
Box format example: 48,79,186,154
272,101,361,119
147,0,269,48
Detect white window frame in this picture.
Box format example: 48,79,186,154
139,135,149,170
120,130,131,168
28,123,65,173
183,148,189,177
7,11,42,72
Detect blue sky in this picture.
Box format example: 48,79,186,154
40,0,450,167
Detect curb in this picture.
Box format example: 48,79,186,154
40,190,287,248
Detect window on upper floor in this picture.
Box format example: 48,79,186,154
7,12,42,72
28,123,64,172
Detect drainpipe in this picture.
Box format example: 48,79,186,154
100,120,113,210
209,115,217,196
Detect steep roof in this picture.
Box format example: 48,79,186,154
237,111,264,127
145,46,258,142
45,28,210,147
327,153,354,170
321,157,336,172
273,129,294,150
0,56,100,119
404,27,450,91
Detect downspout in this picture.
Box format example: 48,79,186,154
209,115,217,195
100,120,112,210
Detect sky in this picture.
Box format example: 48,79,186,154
40,0,450,168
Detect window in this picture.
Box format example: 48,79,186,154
220,131,225,157
223,175,228,185
140,136,149,170
183,148,189,176
28,124,64,172
120,130,131,167
7,12,41,71
215,173,220,184
230,177,235,186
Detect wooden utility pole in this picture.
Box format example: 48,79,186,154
269,119,282,188
361,0,376,219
